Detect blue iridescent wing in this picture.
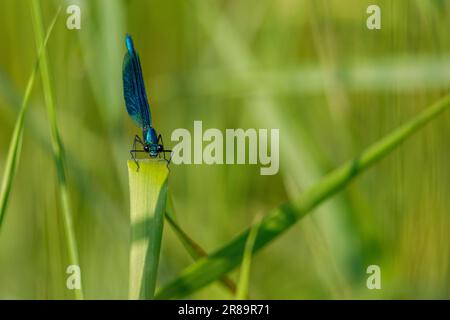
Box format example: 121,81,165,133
122,34,152,128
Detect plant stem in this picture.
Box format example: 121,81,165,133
30,0,83,299
0,3,60,230
236,216,261,300
165,199,238,295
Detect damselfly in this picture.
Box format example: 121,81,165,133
122,34,171,169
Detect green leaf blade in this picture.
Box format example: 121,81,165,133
236,217,261,300
30,1,83,299
165,197,238,296
0,5,60,229
128,159,168,300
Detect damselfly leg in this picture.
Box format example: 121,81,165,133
130,134,145,170
157,134,173,164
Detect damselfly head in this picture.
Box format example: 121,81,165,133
148,144,160,157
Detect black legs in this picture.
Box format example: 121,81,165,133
157,134,172,164
130,135,145,170
130,134,172,171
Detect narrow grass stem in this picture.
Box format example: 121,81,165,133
30,1,83,299
165,196,238,296
0,5,60,229
236,216,261,300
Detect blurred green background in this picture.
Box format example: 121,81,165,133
1,0,450,299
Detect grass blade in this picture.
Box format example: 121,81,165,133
165,195,238,296
130,193,239,296
0,6,60,229
128,160,168,300
30,1,83,299
236,216,261,300
155,94,450,299
165,201,213,261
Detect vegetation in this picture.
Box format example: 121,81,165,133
1,0,450,299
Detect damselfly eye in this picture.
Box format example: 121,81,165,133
144,145,149,152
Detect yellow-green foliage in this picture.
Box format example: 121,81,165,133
1,0,450,299
128,159,168,299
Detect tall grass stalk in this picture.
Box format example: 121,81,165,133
165,195,238,296
236,216,261,300
0,6,60,229
156,94,450,299
128,160,168,300
30,0,83,299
